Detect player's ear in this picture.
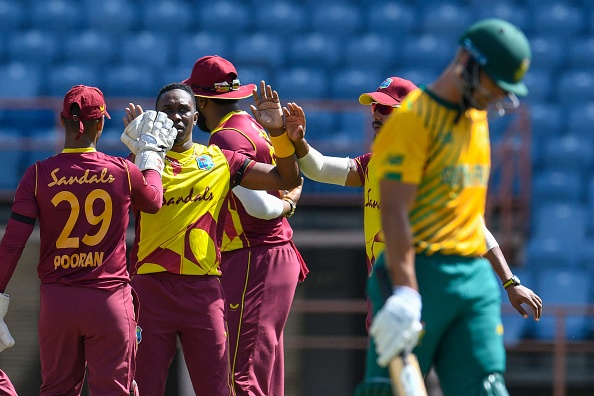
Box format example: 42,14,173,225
97,116,105,131
60,115,65,127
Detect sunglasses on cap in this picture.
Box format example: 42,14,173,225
371,102,397,115
192,79,242,93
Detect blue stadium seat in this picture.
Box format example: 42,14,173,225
272,67,328,101
397,68,437,88
232,33,284,69
139,0,191,33
475,2,530,33
62,30,116,67
524,235,570,270
533,268,591,340
0,130,24,190
176,32,229,70
528,102,561,141
532,3,585,38
7,30,60,64
401,34,454,71
30,0,81,32
254,1,307,36
234,67,269,89
531,202,588,254
46,64,101,97
288,33,342,69
568,37,594,69
25,128,61,166
120,31,171,71
366,3,417,37
311,3,361,36
557,70,594,103
198,2,251,35
531,168,583,204
97,127,132,158
0,0,25,32
420,2,471,37
299,110,335,142
87,0,136,33
529,36,566,73
541,134,594,174
0,63,41,98
567,101,594,138
331,68,383,100
344,34,398,70
337,111,367,144
103,64,158,98
522,69,551,104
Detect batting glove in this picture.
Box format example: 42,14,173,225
121,110,177,175
370,286,422,368
0,294,15,353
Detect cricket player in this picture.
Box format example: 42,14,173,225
369,19,542,396
282,77,527,395
183,55,308,396
125,81,302,395
0,85,176,395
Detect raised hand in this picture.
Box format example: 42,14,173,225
250,81,284,134
123,103,144,127
284,102,306,143
121,110,177,175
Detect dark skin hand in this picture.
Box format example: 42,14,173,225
484,247,542,321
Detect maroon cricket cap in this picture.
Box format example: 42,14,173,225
182,55,256,100
358,77,418,107
61,85,110,140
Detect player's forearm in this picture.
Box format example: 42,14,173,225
0,217,34,292
484,246,513,284
232,186,285,220
293,138,310,159
297,145,351,186
131,169,163,214
382,215,418,291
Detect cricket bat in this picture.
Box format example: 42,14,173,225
388,351,427,396
375,263,428,396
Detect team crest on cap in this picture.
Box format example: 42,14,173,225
379,78,393,89
196,154,215,170
514,58,530,82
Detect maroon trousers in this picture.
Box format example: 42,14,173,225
38,283,136,396
220,242,301,396
131,273,234,396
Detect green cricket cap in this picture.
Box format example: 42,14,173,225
459,18,531,96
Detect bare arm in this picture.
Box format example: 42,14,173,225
283,102,362,187
379,179,419,291
483,245,543,321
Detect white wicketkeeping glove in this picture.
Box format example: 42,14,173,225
0,293,15,353
370,286,423,367
121,110,177,175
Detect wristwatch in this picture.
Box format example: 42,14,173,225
503,275,521,289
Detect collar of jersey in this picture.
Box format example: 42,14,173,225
211,110,245,133
166,145,196,161
62,147,97,154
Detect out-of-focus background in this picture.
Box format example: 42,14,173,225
0,0,592,395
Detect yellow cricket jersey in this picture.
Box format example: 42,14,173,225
355,153,384,274
130,143,251,276
373,88,490,257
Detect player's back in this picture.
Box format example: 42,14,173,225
210,111,293,251
32,150,135,288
